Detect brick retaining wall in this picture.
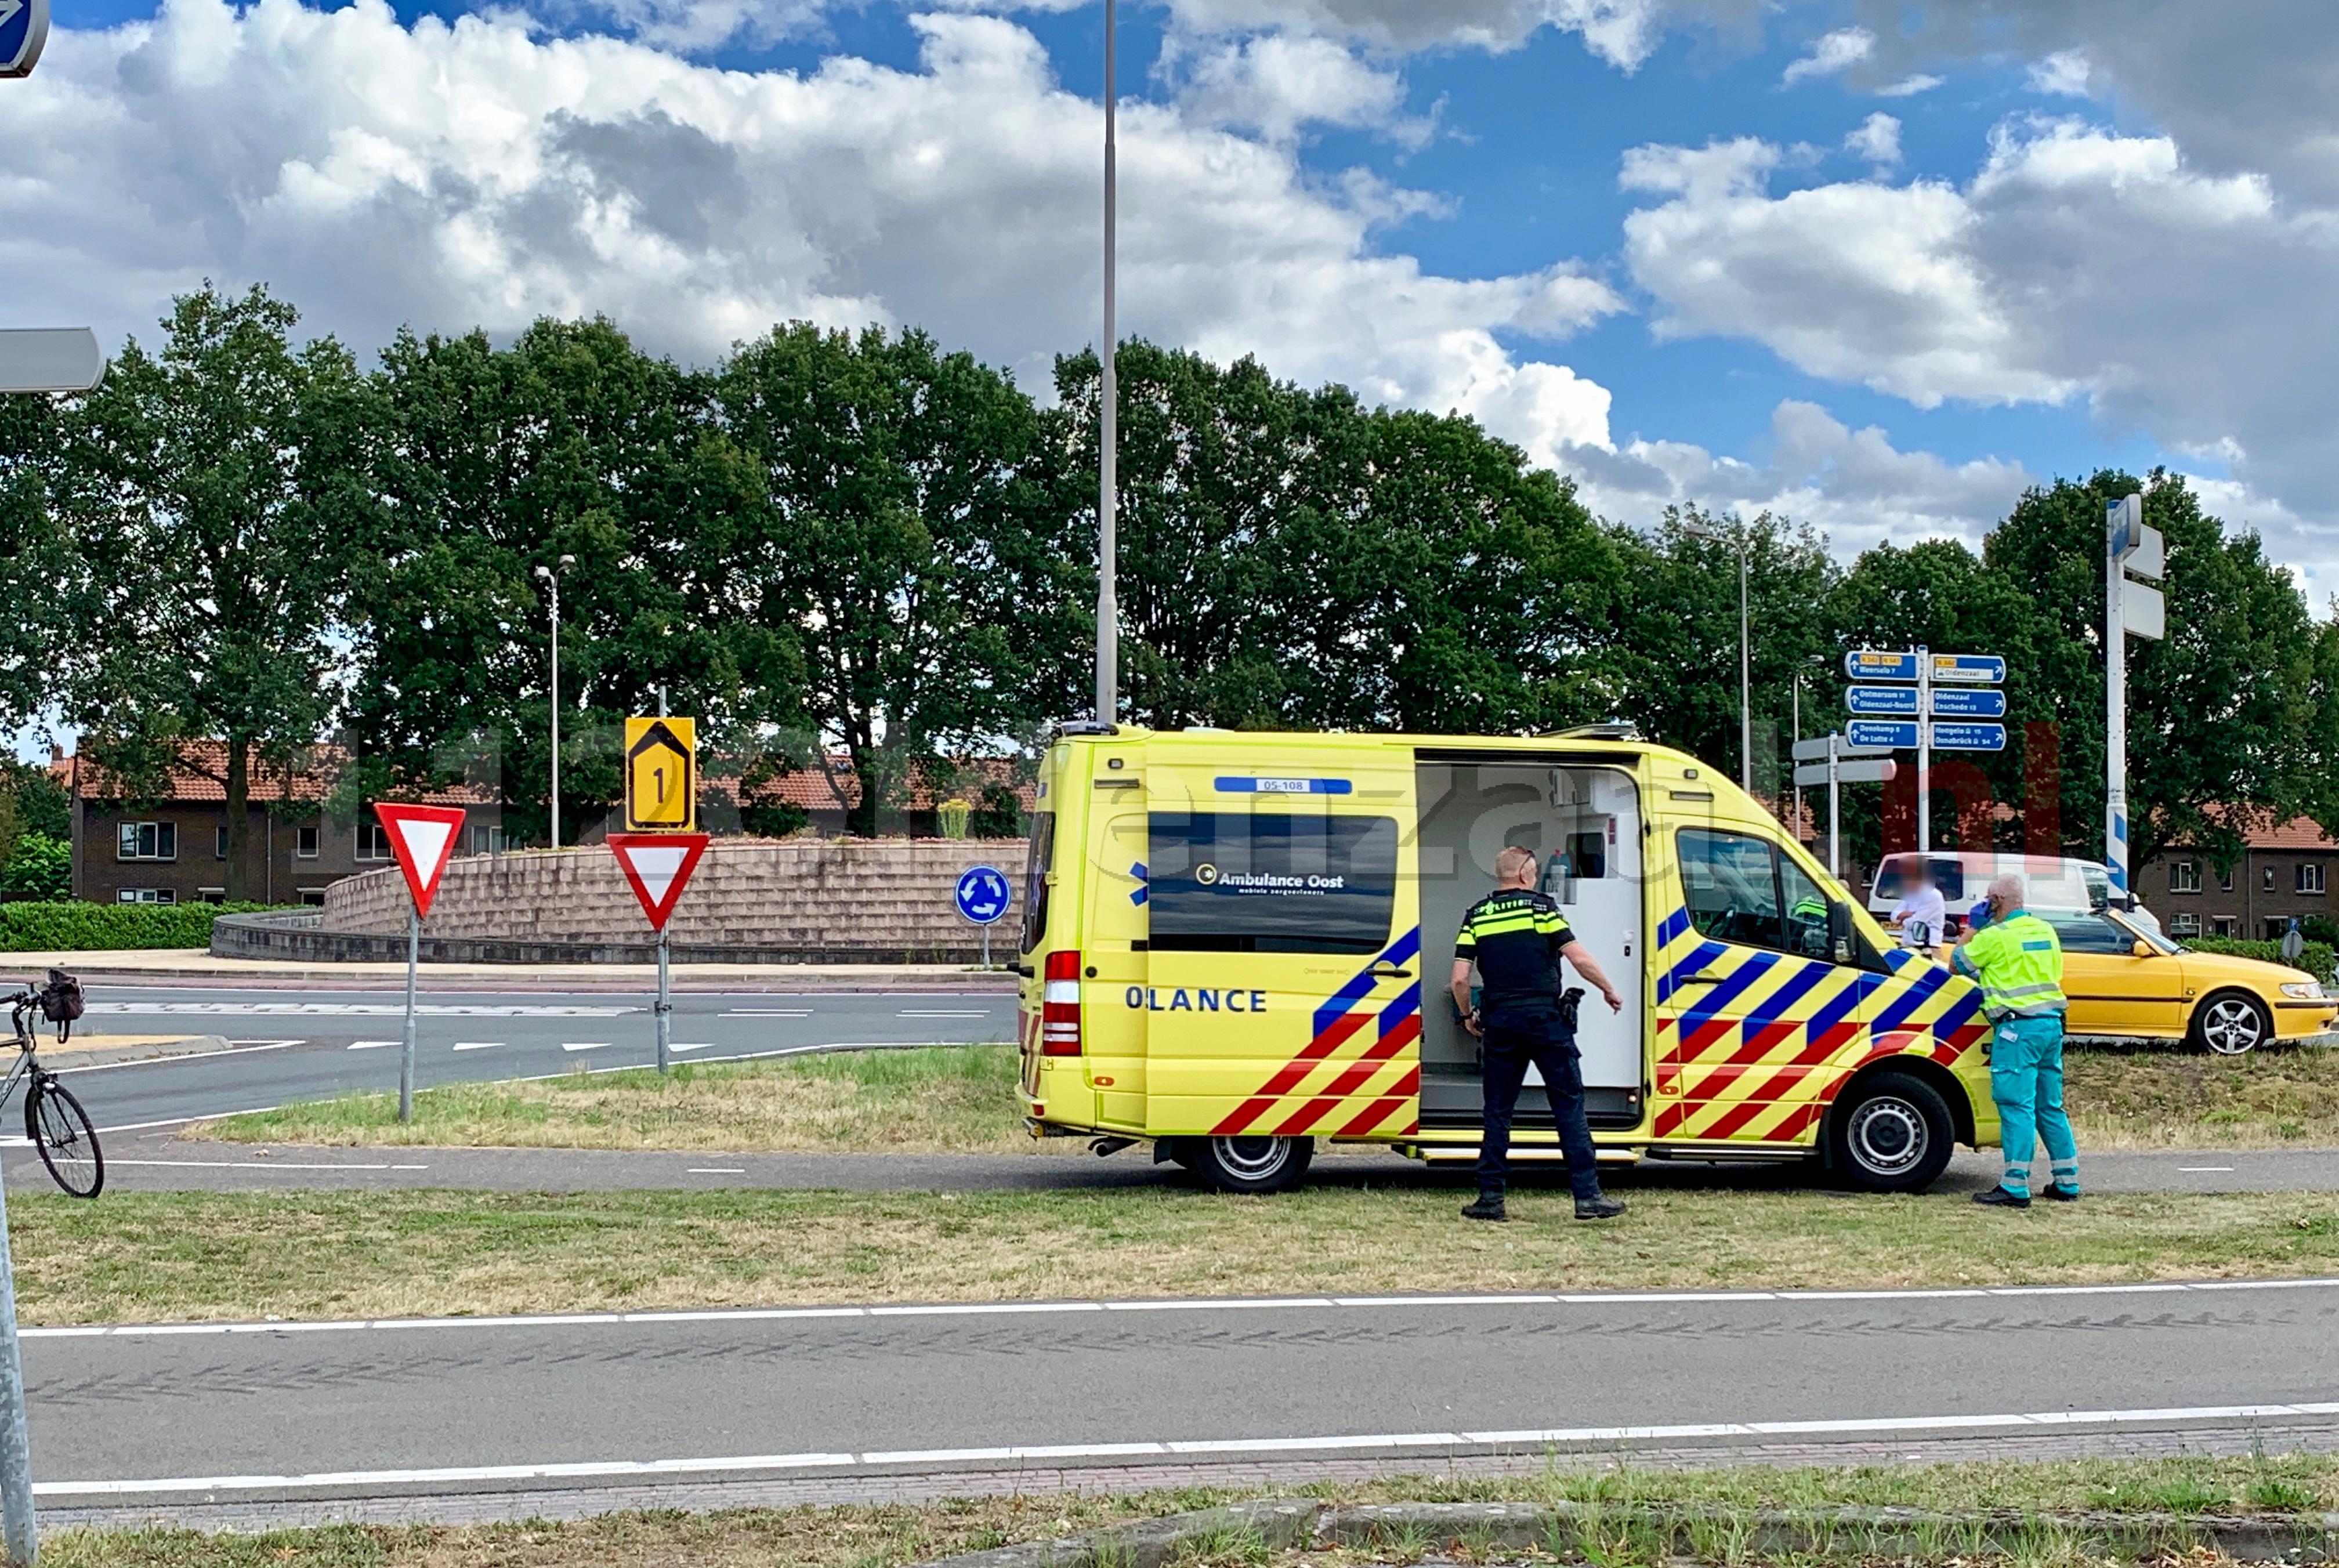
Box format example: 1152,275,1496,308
318,838,1029,963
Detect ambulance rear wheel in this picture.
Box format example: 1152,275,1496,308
1189,1135,1313,1194
1827,1071,1953,1193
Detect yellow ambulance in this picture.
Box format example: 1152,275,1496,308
1015,724,1997,1194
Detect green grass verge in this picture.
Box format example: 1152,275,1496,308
9,1185,2337,1326
37,1454,2339,1568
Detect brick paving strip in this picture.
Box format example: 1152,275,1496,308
34,1418,2339,1535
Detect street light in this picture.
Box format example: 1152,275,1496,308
1681,519,1752,795
1095,0,1119,726
535,554,575,848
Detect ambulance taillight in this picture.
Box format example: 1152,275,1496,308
1041,951,1083,1055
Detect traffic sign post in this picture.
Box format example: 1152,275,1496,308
1792,734,1896,877
2106,493,2164,898
1844,646,2006,855
1846,719,1920,750
954,865,1012,969
1928,687,2005,719
609,832,710,1075
373,803,468,1124
1845,685,1918,715
1928,722,2007,752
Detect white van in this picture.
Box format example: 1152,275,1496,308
1866,853,2112,933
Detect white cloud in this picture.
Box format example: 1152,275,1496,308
1874,72,1943,97
1781,26,1873,85
0,0,1625,468
2026,48,2092,97
1168,31,1433,148
1566,399,2033,551
1617,112,2339,578
1845,111,1900,166
1150,0,1690,69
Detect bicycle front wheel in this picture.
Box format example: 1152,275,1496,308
27,1077,102,1198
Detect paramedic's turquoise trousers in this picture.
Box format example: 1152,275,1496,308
1991,1014,2079,1200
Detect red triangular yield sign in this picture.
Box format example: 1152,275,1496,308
607,832,709,932
372,803,468,918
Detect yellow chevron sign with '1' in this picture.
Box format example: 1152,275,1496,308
624,717,697,832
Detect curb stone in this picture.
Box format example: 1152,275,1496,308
921,1500,2339,1566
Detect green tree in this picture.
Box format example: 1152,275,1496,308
57,284,368,899
718,324,1078,836
1,832,70,900
0,390,71,729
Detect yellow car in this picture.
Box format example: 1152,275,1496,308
2028,907,2337,1054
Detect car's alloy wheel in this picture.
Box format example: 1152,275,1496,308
2193,991,2271,1056
1187,1134,1315,1194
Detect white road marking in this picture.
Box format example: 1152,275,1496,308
898,1010,991,1017
723,1009,812,1017
687,1168,747,1174
88,1015,640,1025
669,1043,714,1051
38,1399,2339,1497
55,1041,308,1075
104,1160,429,1172
25,1275,2339,1341
561,1042,611,1053
452,1042,504,1052
2179,1166,2236,1172
226,1039,304,1047
346,1041,399,1051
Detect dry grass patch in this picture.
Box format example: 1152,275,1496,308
40,1454,2339,1568
195,1045,1040,1154
10,1183,2338,1326
2065,1043,2339,1149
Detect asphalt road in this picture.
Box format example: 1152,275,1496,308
56,984,1018,1131
23,1277,2339,1513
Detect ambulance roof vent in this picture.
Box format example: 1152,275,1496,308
1545,722,1645,743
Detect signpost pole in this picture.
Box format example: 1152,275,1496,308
656,928,671,1077
400,907,418,1124
1096,0,1118,727
0,1155,35,1567
1828,734,1842,879
2106,503,2130,899
1916,646,1931,856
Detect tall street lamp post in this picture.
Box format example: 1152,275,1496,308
1095,0,1118,726
535,554,575,847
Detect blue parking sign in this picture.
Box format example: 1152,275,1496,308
1,0,49,76
954,866,1012,926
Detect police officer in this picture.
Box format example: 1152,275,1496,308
1449,845,1628,1223
1953,872,2080,1208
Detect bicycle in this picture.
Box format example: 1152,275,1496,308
2,971,102,1198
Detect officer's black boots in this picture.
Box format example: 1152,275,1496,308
1461,1192,1508,1222
1972,1186,2030,1208
1574,1196,1627,1221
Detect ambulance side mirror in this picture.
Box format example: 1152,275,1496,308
1828,901,1853,966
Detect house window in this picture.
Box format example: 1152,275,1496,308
115,888,177,905
2213,916,2238,937
2265,918,2294,941
2169,860,2201,894
2265,867,2278,891
469,825,504,856
215,826,229,859
356,821,390,861
197,887,226,904
2167,912,2202,937
295,826,320,859
297,888,327,907
118,821,177,861
2300,862,2328,896
2219,866,2234,892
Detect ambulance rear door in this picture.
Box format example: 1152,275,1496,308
1140,752,1422,1142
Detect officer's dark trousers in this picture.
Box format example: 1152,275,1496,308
1476,1007,1604,1203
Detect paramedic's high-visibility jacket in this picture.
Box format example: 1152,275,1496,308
1953,910,2066,1021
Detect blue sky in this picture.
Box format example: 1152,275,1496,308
5,0,2333,594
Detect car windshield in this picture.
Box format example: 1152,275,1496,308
2105,908,2184,955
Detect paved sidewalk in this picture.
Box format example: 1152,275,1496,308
44,1138,2339,1195
4,949,1019,992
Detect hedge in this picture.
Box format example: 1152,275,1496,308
2182,935,2337,980
0,901,291,953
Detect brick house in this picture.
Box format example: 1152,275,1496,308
66,745,501,907
2140,817,2339,941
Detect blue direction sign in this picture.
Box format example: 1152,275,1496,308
1929,687,2007,719
1845,685,1919,716
1930,653,2006,684
1847,719,1920,750
1845,649,1921,682
954,865,1012,926
1929,722,2007,752
1,0,49,76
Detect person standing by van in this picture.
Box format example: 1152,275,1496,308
1450,846,1628,1223
1953,873,2079,1208
1888,857,1947,947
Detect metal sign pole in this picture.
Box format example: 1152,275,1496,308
399,908,418,1123
1095,0,1118,726
1916,646,1931,856
655,928,671,1077
2106,506,2130,897
1829,735,1842,880
0,1156,35,1567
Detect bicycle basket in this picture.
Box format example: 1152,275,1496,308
39,970,84,1028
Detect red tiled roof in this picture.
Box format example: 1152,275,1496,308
65,745,496,807
738,755,1037,814
2161,810,2338,853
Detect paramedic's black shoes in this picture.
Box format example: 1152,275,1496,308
1972,1186,2031,1208
1461,1194,1509,1222
2041,1184,2081,1203
1574,1196,1627,1221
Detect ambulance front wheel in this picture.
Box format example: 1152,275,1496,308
1187,1135,1314,1194
1826,1071,1954,1193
